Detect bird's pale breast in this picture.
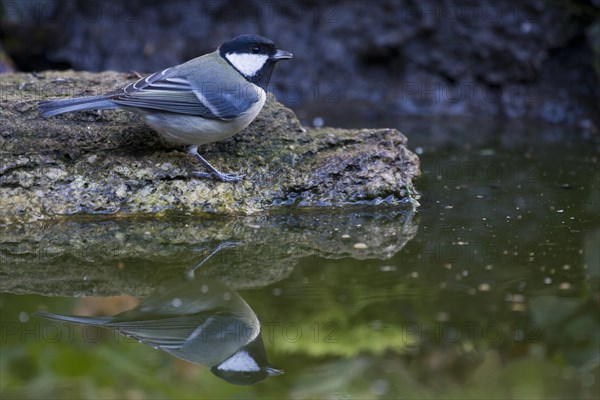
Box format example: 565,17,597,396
142,86,266,146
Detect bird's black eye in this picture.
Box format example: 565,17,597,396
251,46,261,54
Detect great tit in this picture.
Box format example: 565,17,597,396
38,34,293,182
35,278,283,385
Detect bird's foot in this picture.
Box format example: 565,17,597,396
186,241,242,280
190,171,245,182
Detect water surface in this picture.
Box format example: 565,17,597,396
1,117,598,399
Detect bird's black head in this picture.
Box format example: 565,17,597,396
210,334,283,385
219,34,292,89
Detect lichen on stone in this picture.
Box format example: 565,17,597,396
0,71,420,223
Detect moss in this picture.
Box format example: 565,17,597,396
0,71,420,223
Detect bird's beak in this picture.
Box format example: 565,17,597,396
272,49,293,60
266,367,284,376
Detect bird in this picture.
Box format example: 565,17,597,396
38,34,293,182
35,278,283,385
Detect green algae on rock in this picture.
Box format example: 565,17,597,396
0,71,420,223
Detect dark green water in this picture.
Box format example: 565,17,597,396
1,118,598,399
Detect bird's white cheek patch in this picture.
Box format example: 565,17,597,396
217,351,260,372
226,53,268,77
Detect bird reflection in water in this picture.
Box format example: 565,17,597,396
35,243,282,385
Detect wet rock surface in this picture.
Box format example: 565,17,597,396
0,71,420,223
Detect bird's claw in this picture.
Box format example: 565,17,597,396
191,171,244,182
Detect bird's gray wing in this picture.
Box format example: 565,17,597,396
108,313,250,351
108,67,259,120
108,314,210,349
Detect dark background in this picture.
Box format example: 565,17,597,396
1,0,599,129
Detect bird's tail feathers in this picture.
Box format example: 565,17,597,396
38,95,117,117
34,311,112,326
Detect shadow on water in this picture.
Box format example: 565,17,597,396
1,116,598,399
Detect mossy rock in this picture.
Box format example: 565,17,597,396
0,71,420,223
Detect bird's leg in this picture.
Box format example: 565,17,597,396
188,145,244,182
185,241,241,280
